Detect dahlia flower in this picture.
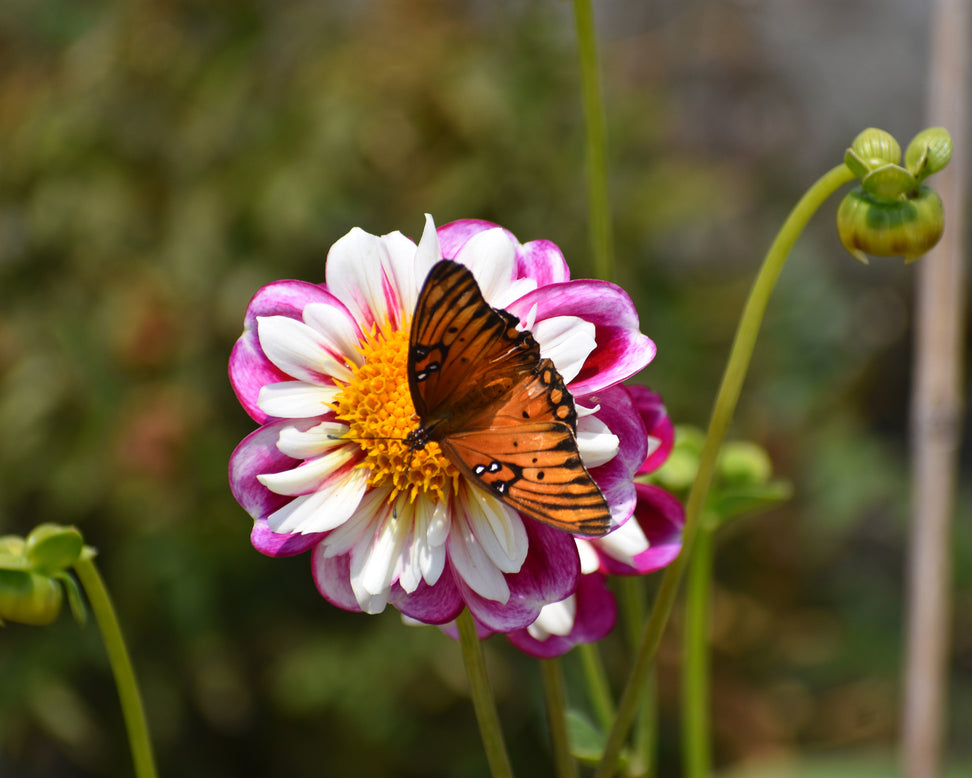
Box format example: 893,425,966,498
229,216,655,631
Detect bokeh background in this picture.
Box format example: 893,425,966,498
1,1,970,776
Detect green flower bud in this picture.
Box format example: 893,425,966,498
717,441,773,486
0,569,63,625
647,425,704,491
837,185,945,264
26,524,84,575
904,127,952,183
845,128,902,179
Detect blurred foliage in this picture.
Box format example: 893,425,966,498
0,1,969,776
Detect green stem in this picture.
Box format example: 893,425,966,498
540,658,579,778
456,609,514,778
595,163,856,778
682,522,716,778
618,576,655,777
578,642,616,731
72,556,157,778
618,575,646,650
572,0,614,280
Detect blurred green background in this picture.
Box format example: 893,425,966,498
1,1,969,776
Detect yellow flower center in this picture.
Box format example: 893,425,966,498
331,323,460,505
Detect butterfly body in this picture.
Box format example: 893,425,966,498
407,259,612,536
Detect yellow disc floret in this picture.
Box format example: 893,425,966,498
331,322,460,505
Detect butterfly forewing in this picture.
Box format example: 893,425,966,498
408,259,612,536
409,262,538,419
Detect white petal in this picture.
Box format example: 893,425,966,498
461,485,528,574
501,278,539,310
266,466,370,533
258,381,341,419
425,497,451,547
276,421,350,459
257,316,354,383
576,539,602,574
453,228,516,306
576,414,620,468
528,596,576,640
322,487,392,558
593,517,650,566
350,509,410,596
398,534,422,593
394,214,440,317
646,433,662,460
405,497,448,589
325,228,404,334
448,511,510,603
395,500,422,593
533,315,596,385
575,401,600,418
257,445,357,495
302,303,365,366
350,577,390,615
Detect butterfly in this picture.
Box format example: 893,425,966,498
405,259,612,536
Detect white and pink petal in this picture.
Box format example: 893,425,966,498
230,280,354,424
257,381,341,419
324,228,408,335
531,314,596,385
507,281,655,395
599,484,685,577
266,462,371,534
507,573,617,658
460,522,580,632
257,315,355,385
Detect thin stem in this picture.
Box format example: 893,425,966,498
595,163,856,778
541,658,579,778
618,576,655,777
72,556,158,778
682,523,715,778
456,609,514,778
618,575,646,650
572,0,614,280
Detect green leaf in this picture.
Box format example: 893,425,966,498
566,709,606,763
708,480,792,525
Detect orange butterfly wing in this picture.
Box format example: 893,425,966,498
408,260,611,536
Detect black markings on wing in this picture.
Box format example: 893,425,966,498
441,423,612,535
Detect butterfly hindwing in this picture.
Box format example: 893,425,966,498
441,424,612,535
408,259,612,536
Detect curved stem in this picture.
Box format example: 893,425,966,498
595,163,856,778
72,556,158,778
456,609,514,778
540,658,579,778
682,523,715,778
572,0,614,280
